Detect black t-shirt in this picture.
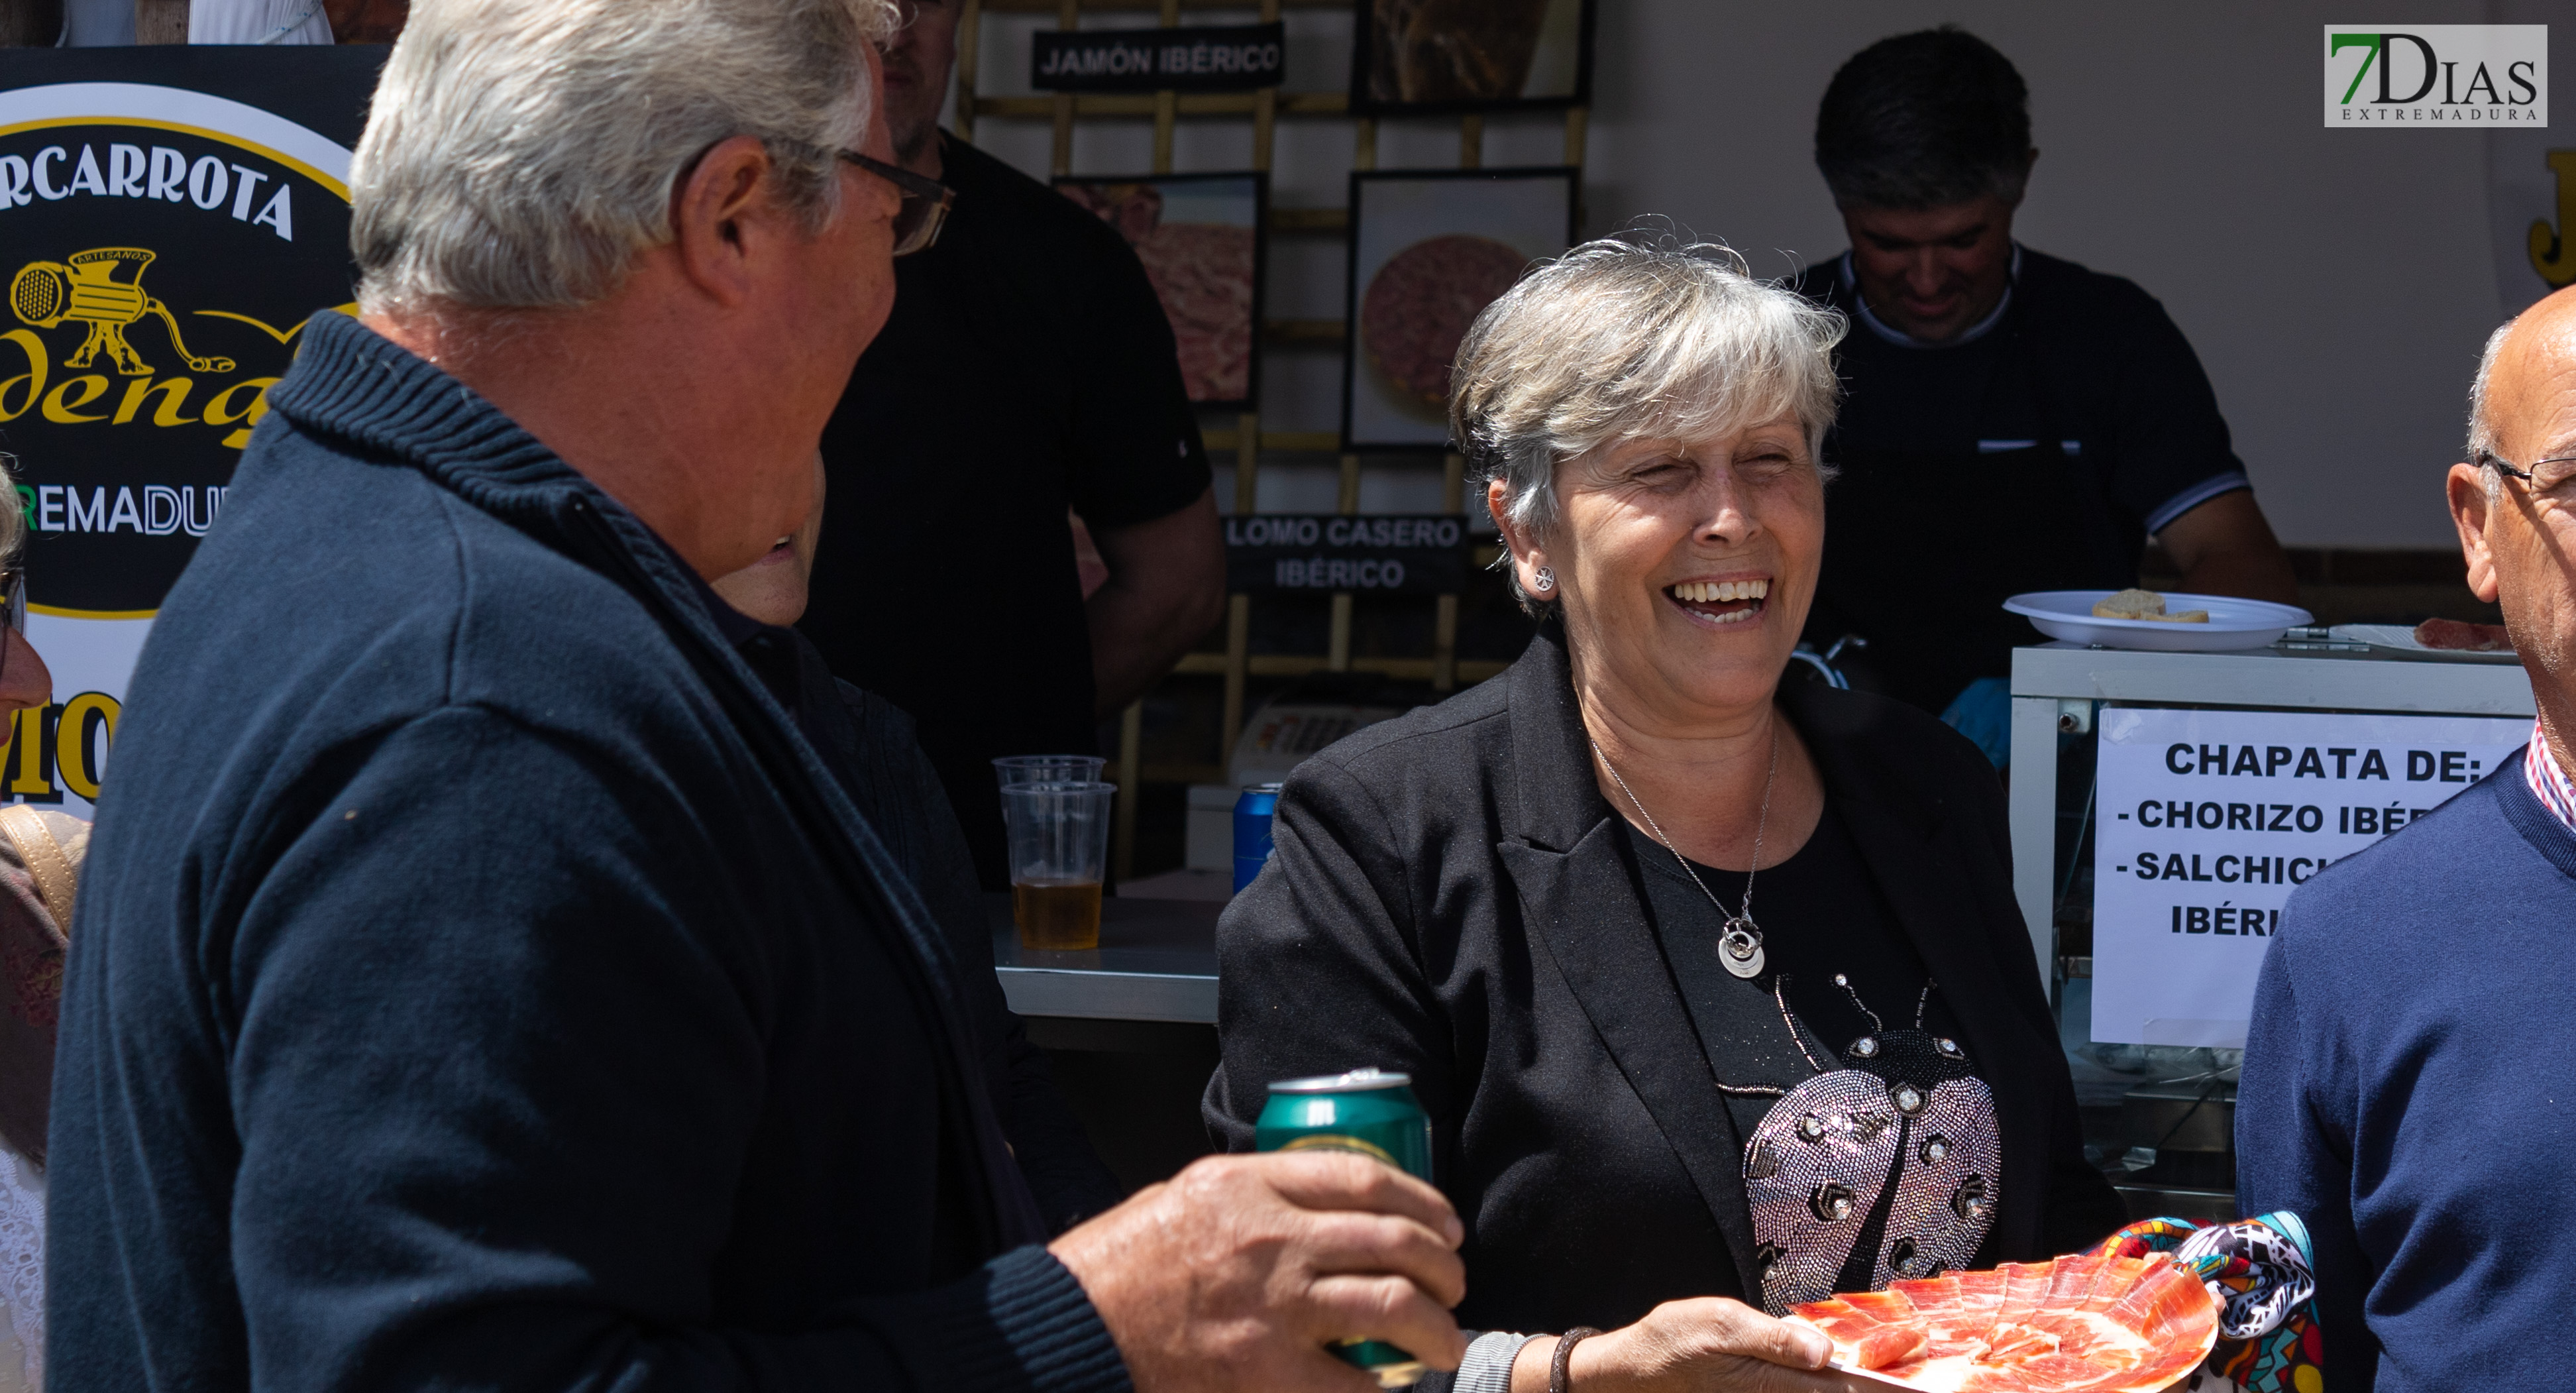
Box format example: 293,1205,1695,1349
1790,248,2252,710
1629,803,1985,1296
801,135,1211,886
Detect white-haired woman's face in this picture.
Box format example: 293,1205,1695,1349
1501,412,1823,722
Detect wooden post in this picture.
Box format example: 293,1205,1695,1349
1459,113,1483,169
1150,0,1179,173
1220,592,1251,761
1434,451,1465,691
1113,698,1144,882
1327,117,1376,676
0,0,63,46
1328,453,1360,671
1049,0,1079,175
134,0,186,42
954,0,983,144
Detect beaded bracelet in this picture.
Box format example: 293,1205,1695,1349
1549,1327,1603,1393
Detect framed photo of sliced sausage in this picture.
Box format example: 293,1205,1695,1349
1056,171,1268,411
1350,0,1595,115
1340,166,1576,453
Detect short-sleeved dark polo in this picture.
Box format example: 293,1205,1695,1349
1792,246,2251,556
802,133,1212,885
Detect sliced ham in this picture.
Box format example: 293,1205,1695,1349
1785,1252,2216,1393
2414,618,2514,653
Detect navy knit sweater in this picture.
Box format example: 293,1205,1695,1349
2237,753,2576,1393
48,313,1133,1393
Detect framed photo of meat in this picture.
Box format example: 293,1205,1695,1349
1340,166,1576,453
1350,0,1595,115
1055,171,1268,410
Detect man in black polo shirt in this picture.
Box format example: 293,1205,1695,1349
803,0,1224,884
1792,27,2297,744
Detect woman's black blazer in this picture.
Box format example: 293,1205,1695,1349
1204,626,2126,1334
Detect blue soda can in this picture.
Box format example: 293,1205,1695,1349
1232,783,1283,893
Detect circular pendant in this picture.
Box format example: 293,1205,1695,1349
1719,916,1767,979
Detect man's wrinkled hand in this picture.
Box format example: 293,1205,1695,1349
1049,1150,1469,1393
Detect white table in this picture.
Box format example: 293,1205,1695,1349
988,893,1220,1023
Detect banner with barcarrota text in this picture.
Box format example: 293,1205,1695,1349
0,48,379,814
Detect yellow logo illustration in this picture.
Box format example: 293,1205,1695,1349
2534,150,2576,290
9,247,235,376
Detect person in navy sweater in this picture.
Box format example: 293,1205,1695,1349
2238,282,2576,1392
46,1,1470,1390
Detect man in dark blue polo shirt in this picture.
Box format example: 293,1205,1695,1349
1790,28,2298,736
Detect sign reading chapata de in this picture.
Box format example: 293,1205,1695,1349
2090,706,2529,1049
0,48,377,812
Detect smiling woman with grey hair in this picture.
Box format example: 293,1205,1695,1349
1208,235,2125,1392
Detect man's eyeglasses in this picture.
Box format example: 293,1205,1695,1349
839,150,954,256
2479,449,2576,500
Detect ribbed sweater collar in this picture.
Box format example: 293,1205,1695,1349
2493,752,2576,882
267,310,600,532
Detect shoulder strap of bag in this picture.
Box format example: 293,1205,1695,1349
0,805,76,935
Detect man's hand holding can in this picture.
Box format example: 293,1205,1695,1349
1048,1150,1469,1393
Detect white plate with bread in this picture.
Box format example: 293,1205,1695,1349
2002,589,2314,652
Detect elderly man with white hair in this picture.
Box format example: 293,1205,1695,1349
2236,282,2576,1393
47,3,1468,1390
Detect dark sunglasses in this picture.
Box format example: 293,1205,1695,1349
838,150,955,256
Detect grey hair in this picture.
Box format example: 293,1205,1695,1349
1452,233,1847,610
2468,317,2516,503
351,0,899,313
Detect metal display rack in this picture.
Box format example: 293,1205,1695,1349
957,0,1585,876
2010,641,2536,1221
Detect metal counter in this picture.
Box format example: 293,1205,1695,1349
987,893,1220,1024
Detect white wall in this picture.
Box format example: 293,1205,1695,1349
969,1,2538,547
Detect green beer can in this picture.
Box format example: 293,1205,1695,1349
1257,1068,1436,1388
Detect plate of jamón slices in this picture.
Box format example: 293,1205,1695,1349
1784,1252,2218,1393
2330,621,2520,664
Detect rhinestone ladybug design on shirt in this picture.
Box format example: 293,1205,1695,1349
1741,1015,1998,1315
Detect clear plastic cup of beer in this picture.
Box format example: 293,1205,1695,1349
999,780,1114,950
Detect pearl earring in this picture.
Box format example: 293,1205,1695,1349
1532,566,1555,592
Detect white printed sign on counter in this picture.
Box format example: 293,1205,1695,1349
2092,707,2529,1048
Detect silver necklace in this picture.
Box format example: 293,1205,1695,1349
1591,724,1779,979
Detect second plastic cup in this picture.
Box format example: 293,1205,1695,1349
994,754,1108,789
1000,780,1115,950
